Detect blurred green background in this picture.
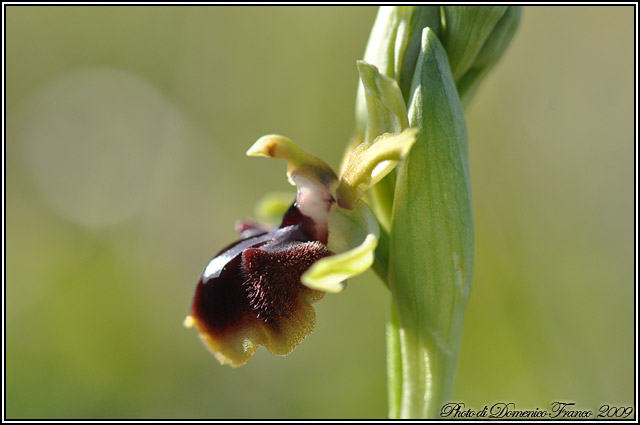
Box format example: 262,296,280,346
6,6,634,419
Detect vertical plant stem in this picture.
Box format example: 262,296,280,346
386,300,402,419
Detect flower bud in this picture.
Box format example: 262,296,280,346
455,6,522,107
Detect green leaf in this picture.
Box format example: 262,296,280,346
388,27,473,418
442,6,507,82
301,201,379,293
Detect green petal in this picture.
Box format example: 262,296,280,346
301,201,379,293
337,128,417,210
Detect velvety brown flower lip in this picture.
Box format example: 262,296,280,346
188,202,332,367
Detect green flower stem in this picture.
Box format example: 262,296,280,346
386,300,402,418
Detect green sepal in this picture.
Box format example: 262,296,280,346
301,201,380,293
247,134,338,189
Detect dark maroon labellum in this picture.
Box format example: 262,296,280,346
188,203,332,366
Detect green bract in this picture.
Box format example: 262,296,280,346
388,27,473,418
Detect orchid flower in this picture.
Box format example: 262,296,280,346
185,129,416,367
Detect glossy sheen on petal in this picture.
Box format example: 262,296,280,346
188,222,330,367
189,136,352,367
